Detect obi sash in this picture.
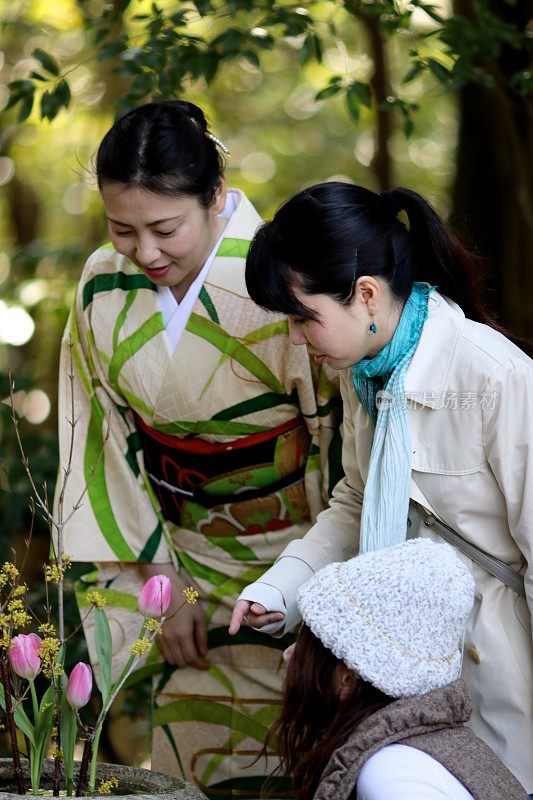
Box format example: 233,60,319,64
133,413,311,529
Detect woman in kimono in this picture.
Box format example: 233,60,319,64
230,181,533,794
56,101,341,799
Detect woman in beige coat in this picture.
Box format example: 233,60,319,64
229,182,533,794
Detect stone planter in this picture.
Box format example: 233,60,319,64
0,759,208,800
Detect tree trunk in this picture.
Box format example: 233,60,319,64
359,13,393,191
451,0,533,338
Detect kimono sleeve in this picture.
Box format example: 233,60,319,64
301,361,345,518
282,340,345,521
54,289,172,564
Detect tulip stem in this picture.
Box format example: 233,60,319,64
0,654,26,794
29,681,39,724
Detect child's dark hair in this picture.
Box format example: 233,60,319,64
246,181,495,326
263,624,392,800
95,100,224,208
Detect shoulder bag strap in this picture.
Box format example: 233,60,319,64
412,501,526,598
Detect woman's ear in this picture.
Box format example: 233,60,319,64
335,664,358,701
354,275,381,317
211,175,228,215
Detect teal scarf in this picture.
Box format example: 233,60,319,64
352,282,433,554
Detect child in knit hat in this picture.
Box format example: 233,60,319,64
268,538,527,800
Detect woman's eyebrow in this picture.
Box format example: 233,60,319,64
106,215,182,226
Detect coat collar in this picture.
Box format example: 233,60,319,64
315,680,471,800
404,292,465,409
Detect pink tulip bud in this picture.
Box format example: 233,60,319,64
9,633,42,681
66,663,92,710
138,574,172,619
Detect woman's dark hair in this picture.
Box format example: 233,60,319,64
95,100,224,208
246,181,496,326
263,624,392,800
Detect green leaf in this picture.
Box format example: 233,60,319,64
194,0,213,14
32,48,60,76
8,79,35,93
315,83,342,101
170,10,188,26
17,91,35,122
31,686,55,792
403,116,415,138
345,81,372,124
241,49,260,68
427,57,451,83
348,81,372,108
0,684,35,746
94,606,113,702
403,61,424,84
53,79,71,110
300,32,322,65
60,689,78,794
345,92,360,122
40,89,59,121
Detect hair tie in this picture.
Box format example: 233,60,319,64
205,131,231,156
380,191,403,218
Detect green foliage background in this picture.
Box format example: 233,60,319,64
0,2,462,528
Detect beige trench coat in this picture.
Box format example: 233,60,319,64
249,292,533,791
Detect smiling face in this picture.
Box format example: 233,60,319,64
101,181,227,300
287,280,395,369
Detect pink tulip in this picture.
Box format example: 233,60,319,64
66,663,92,710
138,574,172,618
9,633,42,680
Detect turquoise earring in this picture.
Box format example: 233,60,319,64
369,316,377,334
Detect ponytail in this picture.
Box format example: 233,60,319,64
381,187,489,324
381,188,531,354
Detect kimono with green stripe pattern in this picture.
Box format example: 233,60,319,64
56,190,342,799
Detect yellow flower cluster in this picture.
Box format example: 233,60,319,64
97,777,119,795
5,597,31,631
182,586,199,604
0,628,10,649
146,618,160,632
0,593,32,646
44,555,72,584
0,563,19,587
86,590,107,609
130,638,152,657
40,636,62,680
49,744,62,761
44,564,62,583
39,622,56,636
0,564,32,645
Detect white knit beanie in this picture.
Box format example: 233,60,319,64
297,538,475,699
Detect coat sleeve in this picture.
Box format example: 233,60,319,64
54,279,172,565
482,355,533,639
244,369,363,632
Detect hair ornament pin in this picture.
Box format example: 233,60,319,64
205,131,231,156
